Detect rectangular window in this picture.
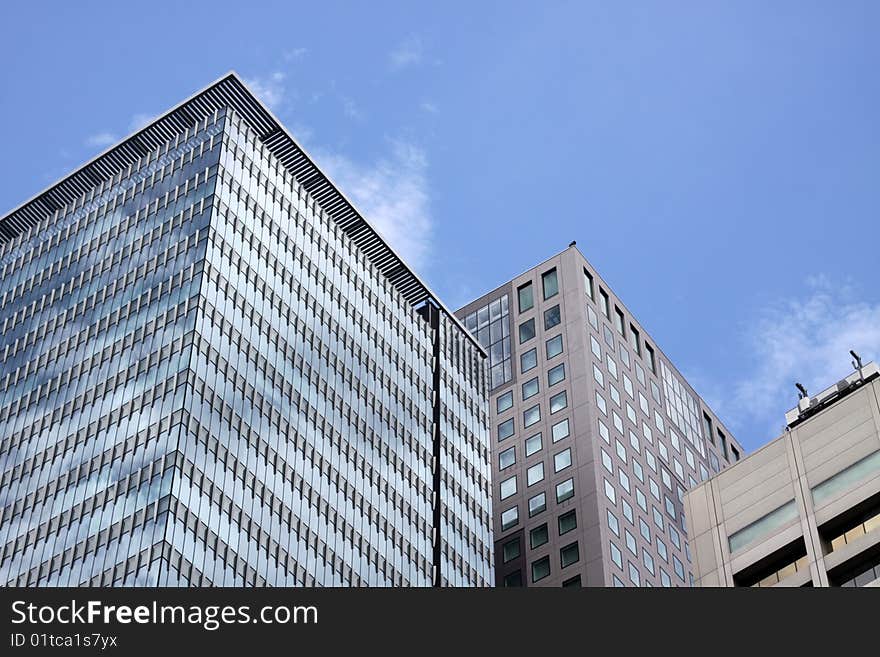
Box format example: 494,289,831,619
552,418,570,442
545,334,563,359
554,448,572,473
498,418,515,442
543,304,561,330
531,555,551,582
501,506,519,531
702,413,714,444
527,462,545,487
610,542,623,568
604,478,616,504
584,268,595,300
558,510,577,535
607,510,620,537
520,347,537,373
523,404,541,428
732,446,740,461
614,307,626,337
645,342,656,374
519,318,536,344
629,562,641,586
522,377,540,400
503,571,522,587
496,391,513,413
599,288,610,318
499,446,516,470
562,575,581,587
718,429,729,460
560,542,580,568
525,432,543,456
548,363,566,386
630,325,641,356
502,538,521,563
550,390,568,413
542,268,559,300
588,305,599,330
517,282,534,313
530,524,549,549
528,491,547,517
500,475,517,500
556,478,575,503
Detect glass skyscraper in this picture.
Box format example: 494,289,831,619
0,73,493,587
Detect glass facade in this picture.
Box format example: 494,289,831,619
0,78,492,587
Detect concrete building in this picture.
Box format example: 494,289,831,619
457,244,744,587
685,361,880,587
0,73,493,587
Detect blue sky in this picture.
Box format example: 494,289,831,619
1,1,878,452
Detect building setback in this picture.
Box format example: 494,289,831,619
457,244,744,586
0,73,493,587
685,361,880,587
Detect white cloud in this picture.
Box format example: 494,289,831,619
420,101,439,114
128,113,154,132
84,132,117,148
244,71,287,111
389,35,423,70
342,97,364,120
283,47,308,61
721,276,880,440
310,140,433,271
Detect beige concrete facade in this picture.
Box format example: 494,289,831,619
685,364,880,587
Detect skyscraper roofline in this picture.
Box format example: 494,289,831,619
0,71,484,356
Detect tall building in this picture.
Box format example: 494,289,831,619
685,361,880,587
0,73,493,587
456,244,744,586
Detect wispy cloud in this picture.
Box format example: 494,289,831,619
310,140,433,271
705,276,880,442
342,96,364,121
244,71,287,111
84,132,117,149
420,101,439,114
283,47,308,61
389,34,423,70
128,113,154,132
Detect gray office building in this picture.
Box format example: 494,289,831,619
686,361,880,587
457,244,743,586
0,73,493,587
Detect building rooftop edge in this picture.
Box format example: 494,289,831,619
0,70,485,357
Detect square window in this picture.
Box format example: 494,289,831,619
500,475,517,500
496,391,513,413
560,542,580,568
498,418,514,442
558,510,577,535
531,555,551,582
502,538,520,563
542,268,558,300
499,446,516,470
544,304,561,330
562,575,582,587
607,510,620,537
530,523,549,549
527,462,544,487
548,363,565,386
520,347,537,373
525,432,542,457
517,282,534,313
545,334,563,359
528,491,547,517
629,562,641,586
551,418,570,442
549,390,568,413
504,570,523,587
603,478,616,504
501,506,519,531
522,377,540,400
610,542,623,568
556,478,575,503
519,318,536,344
554,448,572,473
523,404,541,428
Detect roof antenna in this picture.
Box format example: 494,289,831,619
850,350,863,370
795,382,808,400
